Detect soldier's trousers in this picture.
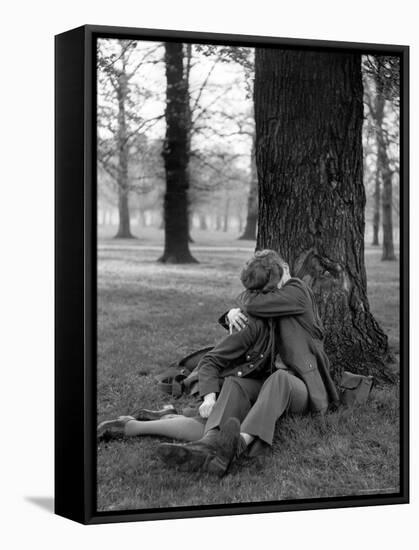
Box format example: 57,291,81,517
204,369,309,447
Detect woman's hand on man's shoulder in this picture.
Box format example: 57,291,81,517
227,308,248,332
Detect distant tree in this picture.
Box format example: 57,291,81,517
363,76,381,245
254,49,394,382
372,153,381,246
198,213,208,230
239,135,258,240
97,40,164,238
363,56,399,261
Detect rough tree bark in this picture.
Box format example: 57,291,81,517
114,70,134,239
254,49,393,382
239,136,258,240
158,42,197,263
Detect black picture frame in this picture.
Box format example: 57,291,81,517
55,24,409,525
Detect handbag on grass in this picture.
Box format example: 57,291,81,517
339,371,374,406
155,346,214,397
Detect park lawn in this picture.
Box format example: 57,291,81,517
97,231,400,512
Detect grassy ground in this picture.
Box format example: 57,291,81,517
97,227,400,511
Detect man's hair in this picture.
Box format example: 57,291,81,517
240,249,288,291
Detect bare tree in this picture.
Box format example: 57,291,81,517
97,40,164,238
363,56,399,260
159,42,197,263
239,134,258,240
363,76,381,245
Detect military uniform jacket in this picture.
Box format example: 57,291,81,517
237,278,340,413
197,317,274,397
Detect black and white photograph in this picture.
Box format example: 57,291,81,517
3,0,418,545
94,31,406,514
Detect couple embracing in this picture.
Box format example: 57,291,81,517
98,249,339,477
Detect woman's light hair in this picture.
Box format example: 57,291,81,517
240,249,288,291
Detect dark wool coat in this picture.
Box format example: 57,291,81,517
236,278,340,413
198,317,274,397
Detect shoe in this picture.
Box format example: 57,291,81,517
206,418,242,476
157,418,241,477
130,404,178,421
157,429,220,472
97,415,135,441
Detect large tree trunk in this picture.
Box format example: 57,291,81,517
254,49,392,382
159,43,197,263
114,71,134,239
239,136,258,240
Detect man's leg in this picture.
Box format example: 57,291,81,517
241,369,309,448
204,376,263,433
157,377,262,475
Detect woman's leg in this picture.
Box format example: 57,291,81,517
125,415,205,442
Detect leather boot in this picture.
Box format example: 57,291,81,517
157,418,241,477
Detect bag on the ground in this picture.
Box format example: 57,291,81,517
339,371,374,406
155,346,214,397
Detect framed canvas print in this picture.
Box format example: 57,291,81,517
55,24,409,524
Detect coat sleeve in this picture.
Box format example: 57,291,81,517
198,320,260,397
217,311,230,330
237,283,307,318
